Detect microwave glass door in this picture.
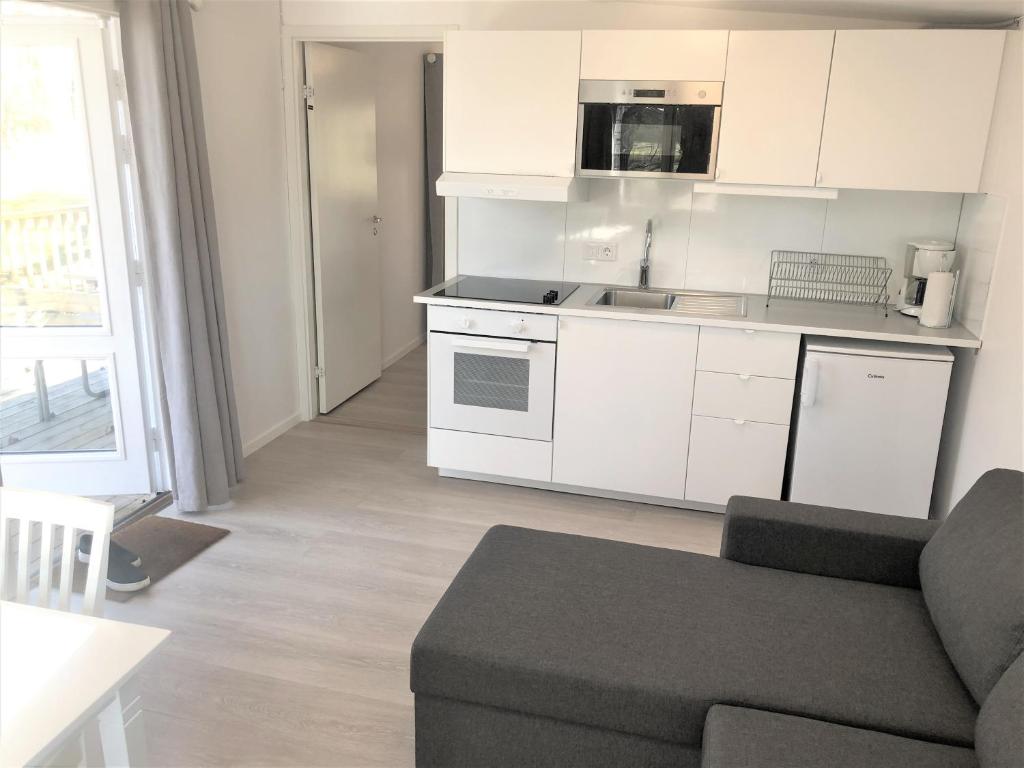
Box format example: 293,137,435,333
579,104,719,178
429,333,555,441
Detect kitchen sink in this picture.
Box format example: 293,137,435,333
592,289,676,310
590,288,747,317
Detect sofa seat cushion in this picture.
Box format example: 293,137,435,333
702,705,978,768
411,526,977,749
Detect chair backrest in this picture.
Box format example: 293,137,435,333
919,468,1024,703
0,487,114,616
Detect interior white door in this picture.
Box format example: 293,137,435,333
304,43,382,413
0,20,153,495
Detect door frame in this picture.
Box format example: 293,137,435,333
279,24,453,421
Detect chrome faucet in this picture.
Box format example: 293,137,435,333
639,219,653,289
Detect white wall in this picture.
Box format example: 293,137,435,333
341,42,441,367
934,31,1023,515
458,183,964,298
192,0,300,454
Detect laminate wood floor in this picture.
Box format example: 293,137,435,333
104,345,724,767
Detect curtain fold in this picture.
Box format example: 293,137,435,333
119,0,243,512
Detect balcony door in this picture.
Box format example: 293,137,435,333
0,15,154,494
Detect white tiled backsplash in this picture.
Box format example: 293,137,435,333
457,179,965,301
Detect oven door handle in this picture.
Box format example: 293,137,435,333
450,337,533,354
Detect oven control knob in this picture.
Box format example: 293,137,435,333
459,317,473,330
509,318,527,335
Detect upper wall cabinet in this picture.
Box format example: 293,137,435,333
580,30,728,81
818,30,1005,193
716,31,835,187
444,31,582,177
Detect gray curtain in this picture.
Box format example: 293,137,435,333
119,0,243,512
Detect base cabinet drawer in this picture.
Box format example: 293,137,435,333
685,416,789,505
428,428,552,482
697,327,800,378
692,371,795,425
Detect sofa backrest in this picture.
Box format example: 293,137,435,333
975,653,1023,768
919,468,1024,703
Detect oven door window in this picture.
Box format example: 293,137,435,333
453,352,529,412
580,104,717,176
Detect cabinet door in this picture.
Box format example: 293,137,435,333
818,30,1005,193
553,317,698,499
444,31,581,177
580,30,728,81
685,416,789,505
716,31,834,186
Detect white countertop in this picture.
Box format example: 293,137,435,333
415,277,981,349
0,601,170,767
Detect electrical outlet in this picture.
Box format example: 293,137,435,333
585,241,617,262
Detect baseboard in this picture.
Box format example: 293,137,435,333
243,412,302,456
383,334,426,369
437,468,726,514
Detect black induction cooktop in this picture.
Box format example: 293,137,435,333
433,276,579,306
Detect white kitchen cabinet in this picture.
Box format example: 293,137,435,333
817,30,1005,193
553,317,698,499
685,416,790,505
580,30,729,81
696,327,800,379
692,371,795,425
428,428,553,482
443,31,582,177
716,31,835,187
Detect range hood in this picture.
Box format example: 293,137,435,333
435,172,588,203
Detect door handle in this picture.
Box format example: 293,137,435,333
452,337,532,354
801,358,819,407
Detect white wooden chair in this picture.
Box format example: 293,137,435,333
0,486,114,616
0,487,130,766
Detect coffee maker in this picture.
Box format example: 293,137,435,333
898,240,956,317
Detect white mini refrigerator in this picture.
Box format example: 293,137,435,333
788,337,953,519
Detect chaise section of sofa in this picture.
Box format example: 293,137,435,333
411,525,977,767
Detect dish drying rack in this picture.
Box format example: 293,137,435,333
766,250,892,316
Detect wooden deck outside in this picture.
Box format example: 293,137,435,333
0,366,115,453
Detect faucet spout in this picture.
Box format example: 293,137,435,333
639,219,653,289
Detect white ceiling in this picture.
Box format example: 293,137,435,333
659,0,1023,25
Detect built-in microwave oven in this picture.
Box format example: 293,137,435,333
576,80,723,180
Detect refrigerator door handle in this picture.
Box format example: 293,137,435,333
801,358,819,407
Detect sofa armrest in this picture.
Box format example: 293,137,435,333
721,496,941,588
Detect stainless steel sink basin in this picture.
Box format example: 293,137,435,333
590,288,747,317
592,289,676,310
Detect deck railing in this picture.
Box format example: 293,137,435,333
0,205,95,291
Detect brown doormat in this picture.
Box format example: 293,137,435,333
104,515,229,602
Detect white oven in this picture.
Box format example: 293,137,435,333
428,306,557,442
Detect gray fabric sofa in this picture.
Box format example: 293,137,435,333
411,469,1023,767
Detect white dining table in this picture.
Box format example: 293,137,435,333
0,600,170,767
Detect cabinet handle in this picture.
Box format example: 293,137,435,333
816,172,824,185
744,329,755,334
801,358,820,407
737,374,751,381
733,419,747,425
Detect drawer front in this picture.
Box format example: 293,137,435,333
428,305,558,342
685,416,789,505
692,371,795,425
428,428,553,482
696,327,800,378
